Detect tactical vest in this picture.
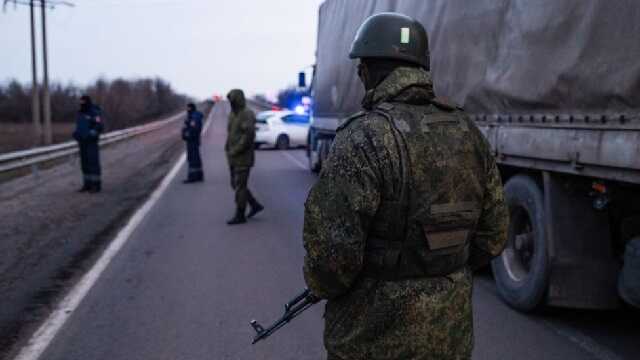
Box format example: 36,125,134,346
360,102,483,281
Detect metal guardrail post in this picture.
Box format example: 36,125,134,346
31,163,39,179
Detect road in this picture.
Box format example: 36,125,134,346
0,111,195,355
12,103,639,360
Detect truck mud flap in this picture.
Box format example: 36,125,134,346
619,237,640,308
543,172,620,309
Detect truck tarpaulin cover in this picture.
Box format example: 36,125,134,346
314,0,640,118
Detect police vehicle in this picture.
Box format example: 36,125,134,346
255,110,310,150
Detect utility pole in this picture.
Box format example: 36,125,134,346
40,0,52,145
3,0,74,146
29,0,42,146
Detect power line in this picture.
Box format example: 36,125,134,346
3,0,74,146
3,0,74,11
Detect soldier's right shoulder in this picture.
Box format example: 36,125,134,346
337,111,367,132
336,110,389,133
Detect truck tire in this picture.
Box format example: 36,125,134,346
309,138,331,174
308,133,322,173
491,174,550,312
619,237,640,308
318,138,331,166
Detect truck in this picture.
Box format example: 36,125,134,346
306,0,640,311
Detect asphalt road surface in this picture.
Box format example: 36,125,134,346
0,111,191,355
17,103,639,360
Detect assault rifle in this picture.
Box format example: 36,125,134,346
250,288,319,344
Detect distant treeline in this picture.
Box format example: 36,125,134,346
0,77,190,130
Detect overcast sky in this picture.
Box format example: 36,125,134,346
0,0,324,99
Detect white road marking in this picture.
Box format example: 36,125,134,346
12,106,218,360
541,321,624,360
202,104,216,133
475,277,624,360
282,151,308,171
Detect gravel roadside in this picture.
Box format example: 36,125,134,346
0,106,212,356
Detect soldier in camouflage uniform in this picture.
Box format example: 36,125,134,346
303,13,508,360
225,89,264,225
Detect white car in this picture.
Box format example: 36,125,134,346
255,111,310,150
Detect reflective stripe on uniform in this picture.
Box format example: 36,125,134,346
84,174,101,182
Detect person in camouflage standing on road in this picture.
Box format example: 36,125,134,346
225,89,264,225
302,13,508,360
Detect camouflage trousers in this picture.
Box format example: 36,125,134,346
327,354,471,360
229,167,257,211
327,353,471,360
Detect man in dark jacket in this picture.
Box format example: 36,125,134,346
182,103,205,183
73,95,104,193
225,89,264,225
303,13,508,359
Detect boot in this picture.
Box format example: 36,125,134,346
88,181,102,193
227,209,247,225
78,183,90,193
247,202,264,219
183,172,203,184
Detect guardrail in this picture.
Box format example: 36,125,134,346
0,113,183,175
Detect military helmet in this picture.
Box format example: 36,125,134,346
349,12,430,69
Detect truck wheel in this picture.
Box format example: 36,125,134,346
309,147,322,173
308,133,322,173
492,174,550,312
309,138,331,173
318,138,331,166
276,135,290,150
619,237,640,308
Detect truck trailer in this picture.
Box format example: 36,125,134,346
307,0,640,311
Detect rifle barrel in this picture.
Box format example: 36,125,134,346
251,292,319,344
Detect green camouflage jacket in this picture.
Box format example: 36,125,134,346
226,89,256,169
303,67,508,360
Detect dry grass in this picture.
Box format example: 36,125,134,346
0,122,75,154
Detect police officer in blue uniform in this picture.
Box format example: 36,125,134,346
182,103,205,183
73,95,104,193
